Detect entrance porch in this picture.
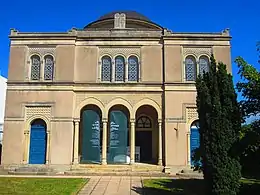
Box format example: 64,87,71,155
72,103,163,166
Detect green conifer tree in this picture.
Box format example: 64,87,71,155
196,55,241,195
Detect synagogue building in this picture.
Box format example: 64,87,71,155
1,11,231,174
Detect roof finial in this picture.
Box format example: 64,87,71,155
114,13,126,29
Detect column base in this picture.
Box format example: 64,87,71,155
158,159,163,166
101,159,107,165
73,159,79,165
130,160,135,165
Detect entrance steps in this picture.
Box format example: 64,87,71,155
7,165,54,175
65,164,169,176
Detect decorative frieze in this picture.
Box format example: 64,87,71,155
186,107,198,121
25,106,52,120
99,47,140,59
183,47,212,58
28,47,56,57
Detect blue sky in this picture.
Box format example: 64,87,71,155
0,0,259,87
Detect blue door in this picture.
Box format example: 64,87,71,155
190,125,200,166
29,124,47,164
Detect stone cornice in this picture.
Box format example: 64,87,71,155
9,28,231,43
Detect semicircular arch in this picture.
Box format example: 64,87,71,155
133,98,162,120
26,115,50,131
74,97,105,119
105,98,133,119
187,118,199,132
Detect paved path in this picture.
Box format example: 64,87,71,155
78,176,149,195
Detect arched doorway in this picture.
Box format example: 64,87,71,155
190,120,200,166
108,105,130,164
29,119,47,164
135,105,158,164
80,105,102,164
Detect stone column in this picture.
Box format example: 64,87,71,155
125,62,128,82
130,119,135,164
102,119,108,165
46,130,50,164
187,132,191,166
23,130,29,164
73,120,80,164
158,120,163,166
112,61,115,82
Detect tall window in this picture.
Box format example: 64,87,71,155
185,56,196,81
101,56,112,81
115,56,125,82
44,55,54,80
199,56,209,75
128,56,139,81
30,55,41,80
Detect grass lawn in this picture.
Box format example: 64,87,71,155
143,178,260,195
0,177,88,195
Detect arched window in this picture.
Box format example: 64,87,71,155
101,56,112,81
185,56,196,81
115,56,125,82
136,116,152,128
128,56,139,81
199,56,209,75
44,55,54,80
30,55,41,80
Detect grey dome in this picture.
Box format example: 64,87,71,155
98,11,150,22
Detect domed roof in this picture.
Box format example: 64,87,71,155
98,11,150,22
84,11,162,30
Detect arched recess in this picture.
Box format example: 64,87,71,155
24,115,50,164
105,98,134,119
74,98,105,119
189,120,200,166
107,104,131,164
135,105,158,164
28,119,47,164
133,98,161,120
79,104,102,164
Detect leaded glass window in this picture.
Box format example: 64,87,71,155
136,116,152,128
199,56,209,75
115,56,125,82
44,55,54,80
185,56,196,81
128,56,138,81
101,56,112,81
30,55,41,80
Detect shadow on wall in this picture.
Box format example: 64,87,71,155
131,179,260,195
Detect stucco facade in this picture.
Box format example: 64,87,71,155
0,75,7,144
2,11,232,173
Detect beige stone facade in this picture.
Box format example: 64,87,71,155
1,11,231,173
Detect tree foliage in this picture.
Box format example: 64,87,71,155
235,44,260,178
196,55,241,195
235,57,260,118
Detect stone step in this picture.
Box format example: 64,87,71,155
64,171,170,177
8,171,54,175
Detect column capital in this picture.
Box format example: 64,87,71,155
24,130,29,135
74,119,80,123
102,118,108,123
158,119,162,124
130,118,135,123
